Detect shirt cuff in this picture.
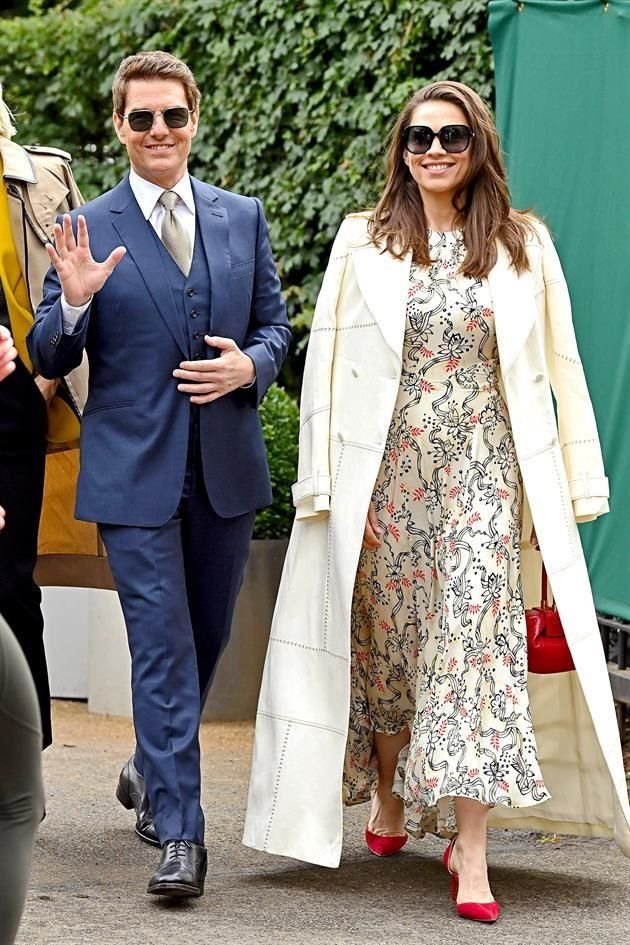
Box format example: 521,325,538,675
61,294,92,333
240,355,257,389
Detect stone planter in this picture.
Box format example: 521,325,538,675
82,537,287,720
202,537,287,721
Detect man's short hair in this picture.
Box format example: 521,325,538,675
112,50,201,116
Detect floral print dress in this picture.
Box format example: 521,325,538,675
344,230,549,838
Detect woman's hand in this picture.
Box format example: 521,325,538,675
46,214,126,307
363,504,382,550
0,326,17,382
0,506,5,532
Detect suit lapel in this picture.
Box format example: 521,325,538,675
352,242,412,362
191,179,230,337
110,177,189,358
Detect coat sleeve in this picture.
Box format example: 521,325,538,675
60,159,84,212
540,225,609,522
291,220,349,520
240,197,291,406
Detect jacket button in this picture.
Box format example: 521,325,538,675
534,373,544,383
351,367,358,377
190,309,199,318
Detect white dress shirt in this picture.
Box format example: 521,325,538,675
61,169,196,332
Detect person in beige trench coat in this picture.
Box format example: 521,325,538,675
244,82,630,906
0,85,88,749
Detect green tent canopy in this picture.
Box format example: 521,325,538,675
489,0,630,619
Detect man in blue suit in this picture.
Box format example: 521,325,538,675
28,51,290,899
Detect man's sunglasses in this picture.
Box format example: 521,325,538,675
118,106,194,133
402,124,474,155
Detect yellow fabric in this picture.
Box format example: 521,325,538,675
39,451,99,556
0,165,33,371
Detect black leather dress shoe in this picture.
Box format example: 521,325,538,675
116,756,160,847
147,840,207,898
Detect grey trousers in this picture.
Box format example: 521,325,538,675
0,614,44,945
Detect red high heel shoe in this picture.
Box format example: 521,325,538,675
365,827,408,857
443,837,500,923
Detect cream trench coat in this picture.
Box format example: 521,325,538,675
243,213,630,868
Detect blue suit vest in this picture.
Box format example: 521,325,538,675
148,222,211,362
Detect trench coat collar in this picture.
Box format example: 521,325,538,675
352,232,542,374
0,137,36,183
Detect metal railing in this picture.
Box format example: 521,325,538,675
598,613,630,738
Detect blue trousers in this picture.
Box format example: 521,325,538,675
100,454,254,845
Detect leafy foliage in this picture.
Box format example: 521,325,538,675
1,1,491,535
254,383,299,539
1,0,492,369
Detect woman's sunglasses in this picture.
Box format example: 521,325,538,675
403,124,474,155
118,106,194,133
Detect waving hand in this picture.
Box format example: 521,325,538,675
47,214,126,307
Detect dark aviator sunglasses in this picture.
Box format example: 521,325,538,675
403,124,474,155
118,106,194,133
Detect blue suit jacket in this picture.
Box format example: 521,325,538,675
28,175,291,526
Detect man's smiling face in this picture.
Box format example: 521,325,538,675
113,78,198,189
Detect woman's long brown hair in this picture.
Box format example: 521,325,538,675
368,81,533,276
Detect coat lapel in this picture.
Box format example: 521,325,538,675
352,232,543,372
487,238,541,375
191,179,230,337
352,242,412,362
110,177,189,359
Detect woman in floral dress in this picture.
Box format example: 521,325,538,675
344,82,549,923
245,78,625,910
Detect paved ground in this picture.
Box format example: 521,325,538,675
17,701,630,945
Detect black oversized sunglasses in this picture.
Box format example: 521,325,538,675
118,106,194,132
402,124,474,155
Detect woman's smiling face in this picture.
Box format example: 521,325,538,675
403,100,473,203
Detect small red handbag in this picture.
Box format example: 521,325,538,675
526,563,575,674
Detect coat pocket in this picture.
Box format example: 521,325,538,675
331,355,398,450
82,399,135,417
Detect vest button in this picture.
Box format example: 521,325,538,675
193,330,202,340
190,309,199,318
187,288,195,297
194,352,203,360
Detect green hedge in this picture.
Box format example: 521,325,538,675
1,0,492,373
254,383,299,540
1,0,492,537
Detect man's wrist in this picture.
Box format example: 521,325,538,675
241,353,256,389
64,293,92,309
